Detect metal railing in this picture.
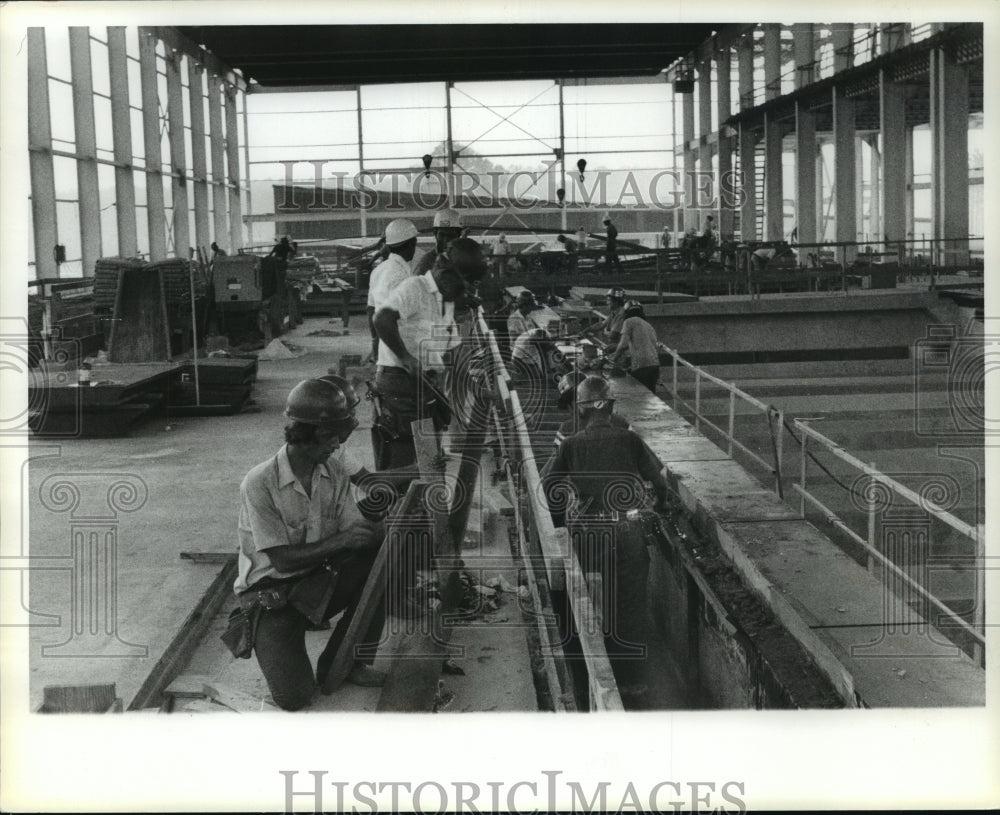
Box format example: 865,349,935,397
793,419,985,665
661,346,784,496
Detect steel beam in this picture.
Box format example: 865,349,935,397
929,47,969,264
69,27,102,274
108,27,138,258
28,29,59,279
224,85,242,251
356,87,367,238
139,28,167,261
165,49,190,258
207,75,228,250
187,56,211,254
698,60,712,138
832,87,857,262
795,101,817,244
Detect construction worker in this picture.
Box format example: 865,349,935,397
608,300,660,392
581,288,627,346
552,370,630,448
413,208,464,275
541,375,669,696
492,232,511,276
366,219,419,363
603,215,623,274
556,233,579,275
372,237,487,469
232,378,387,711
506,289,543,339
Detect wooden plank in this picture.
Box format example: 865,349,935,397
127,558,238,710
179,552,235,565
320,481,425,695
376,421,457,713
202,682,278,712
566,558,624,711
39,683,120,713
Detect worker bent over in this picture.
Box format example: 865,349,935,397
372,237,486,469
231,377,387,711
541,376,670,697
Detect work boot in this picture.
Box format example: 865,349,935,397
346,664,387,687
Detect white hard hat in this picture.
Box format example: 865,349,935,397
433,209,463,229
384,218,418,247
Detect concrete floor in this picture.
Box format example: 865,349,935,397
25,315,534,712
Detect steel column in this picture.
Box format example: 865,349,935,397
763,25,781,101
69,27,102,274
879,70,906,244
737,34,754,111
207,75,228,250
929,47,969,265
793,24,815,89
830,24,854,73
833,87,857,263
795,101,817,245
165,49,189,258
559,79,567,232
187,55,211,254
764,114,783,241
224,85,242,251
139,28,167,260
107,27,137,258
738,124,757,241
357,87,367,238
716,47,733,236
682,85,695,229
446,81,455,206
28,29,59,279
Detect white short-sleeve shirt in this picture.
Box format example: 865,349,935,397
367,253,411,309
377,272,458,371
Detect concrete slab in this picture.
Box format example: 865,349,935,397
716,519,985,707
663,459,797,523
644,434,731,463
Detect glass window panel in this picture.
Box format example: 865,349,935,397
93,96,113,153
45,29,72,81
49,79,76,148
55,200,81,268
90,36,110,97
53,155,78,200
98,163,118,255
131,108,145,165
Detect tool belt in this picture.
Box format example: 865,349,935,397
221,562,341,659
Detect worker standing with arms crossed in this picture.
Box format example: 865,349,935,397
366,219,419,363
372,237,487,469
603,215,623,275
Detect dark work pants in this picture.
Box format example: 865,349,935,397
607,251,623,274
631,366,659,392
251,550,385,711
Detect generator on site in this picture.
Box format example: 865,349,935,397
213,254,263,309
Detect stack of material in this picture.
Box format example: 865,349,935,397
93,256,147,314
149,258,208,304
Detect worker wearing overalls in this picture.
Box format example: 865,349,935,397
542,376,670,696
371,237,486,469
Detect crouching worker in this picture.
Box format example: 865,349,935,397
541,376,670,696
229,378,387,711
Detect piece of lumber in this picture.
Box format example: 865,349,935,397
38,683,120,713
320,481,426,694
180,552,236,565
127,558,238,710
163,673,214,699
202,682,278,712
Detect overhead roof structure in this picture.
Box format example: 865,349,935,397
176,24,719,88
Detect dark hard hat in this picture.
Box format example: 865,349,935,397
623,299,644,318
516,289,535,303
576,375,614,408
605,287,626,302
285,377,358,425
557,370,587,409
